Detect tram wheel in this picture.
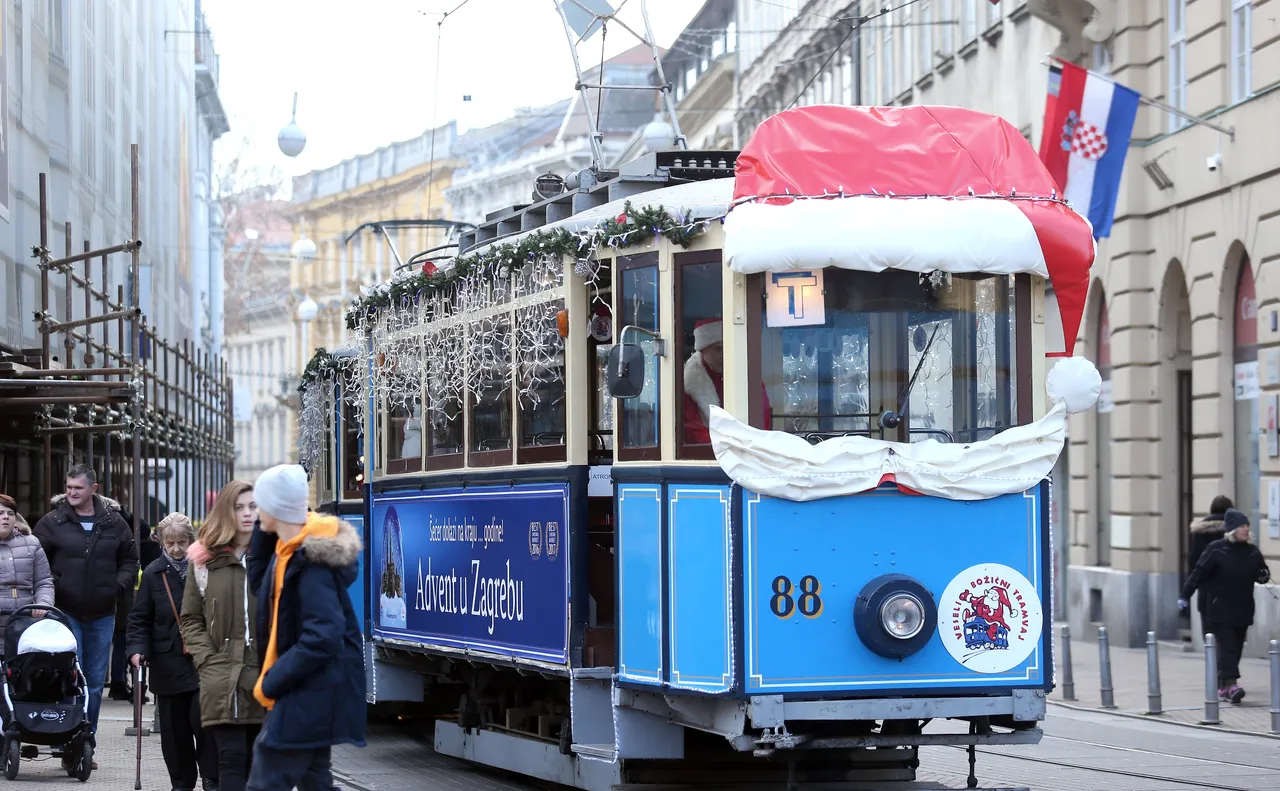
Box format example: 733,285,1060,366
3,740,19,780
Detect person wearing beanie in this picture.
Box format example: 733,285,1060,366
242,465,365,791
1188,494,1233,576
1178,508,1271,703
682,319,773,445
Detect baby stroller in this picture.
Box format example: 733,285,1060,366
1,605,93,781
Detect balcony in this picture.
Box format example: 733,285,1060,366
194,10,230,139
1027,0,1114,62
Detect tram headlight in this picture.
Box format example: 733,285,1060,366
853,574,937,659
880,593,925,640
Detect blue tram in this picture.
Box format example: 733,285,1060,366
302,105,1100,789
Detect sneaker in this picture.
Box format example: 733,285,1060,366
1217,686,1231,701
1227,685,1246,704
107,684,132,702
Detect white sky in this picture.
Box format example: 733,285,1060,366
202,0,704,186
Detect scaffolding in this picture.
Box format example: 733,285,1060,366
0,144,234,533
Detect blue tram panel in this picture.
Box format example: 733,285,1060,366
368,485,572,665
744,487,1049,695
345,513,365,633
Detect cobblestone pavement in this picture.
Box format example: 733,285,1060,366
74,694,1280,791
1051,623,1278,733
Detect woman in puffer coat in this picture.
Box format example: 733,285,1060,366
179,482,264,791
0,494,55,631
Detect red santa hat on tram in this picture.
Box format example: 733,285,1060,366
693,319,722,352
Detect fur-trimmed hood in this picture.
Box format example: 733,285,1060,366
51,493,121,512
301,517,363,570
1190,514,1227,535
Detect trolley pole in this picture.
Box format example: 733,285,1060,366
1145,631,1162,714
1098,626,1116,709
1202,633,1220,725
1060,624,1075,701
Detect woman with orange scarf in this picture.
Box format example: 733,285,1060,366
241,465,365,791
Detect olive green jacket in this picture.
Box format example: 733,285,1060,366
178,543,265,727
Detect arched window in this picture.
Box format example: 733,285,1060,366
1095,297,1112,566
1233,260,1259,526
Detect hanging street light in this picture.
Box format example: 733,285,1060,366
291,233,317,263
278,92,307,158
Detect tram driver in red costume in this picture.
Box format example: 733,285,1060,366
683,319,772,445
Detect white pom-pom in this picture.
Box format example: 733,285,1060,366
1046,356,1103,414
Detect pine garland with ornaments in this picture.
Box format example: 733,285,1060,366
343,201,709,329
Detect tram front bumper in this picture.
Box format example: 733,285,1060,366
748,688,1046,729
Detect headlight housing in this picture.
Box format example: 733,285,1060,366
854,574,937,659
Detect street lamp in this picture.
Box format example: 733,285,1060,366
297,295,318,369
291,234,317,263
642,113,676,152
278,92,307,158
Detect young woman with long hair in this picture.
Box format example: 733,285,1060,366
179,481,263,791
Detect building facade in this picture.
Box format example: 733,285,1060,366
288,123,465,377
0,0,226,356
224,199,294,482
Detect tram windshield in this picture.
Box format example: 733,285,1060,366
758,270,1020,445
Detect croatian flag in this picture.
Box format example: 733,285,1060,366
1038,61,1140,239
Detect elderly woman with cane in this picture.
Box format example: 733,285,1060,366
127,513,219,791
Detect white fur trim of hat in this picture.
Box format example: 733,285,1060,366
693,320,722,352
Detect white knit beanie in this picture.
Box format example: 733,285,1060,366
254,464,310,524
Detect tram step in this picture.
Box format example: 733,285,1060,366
572,743,616,759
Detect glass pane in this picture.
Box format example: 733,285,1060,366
518,300,567,450
759,271,1017,444
387,395,422,463
342,399,362,494
619,265,660,449
679,260,723,447
593,344,615,454
472,319,512,453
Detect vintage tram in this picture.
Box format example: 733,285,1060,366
301,105,1100,789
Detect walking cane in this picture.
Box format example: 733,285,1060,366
133,663,143,791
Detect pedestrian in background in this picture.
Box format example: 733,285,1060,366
33,463,139,768
1179,508,1272,703
112,502,160,702
180,481,263,791
128,513,219,791
244,465,365,791
1188,495,1232,576
0,494,54,631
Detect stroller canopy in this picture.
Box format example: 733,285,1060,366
15,620,77,656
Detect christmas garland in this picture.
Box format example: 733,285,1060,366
343,201,709,329
298,347,352,391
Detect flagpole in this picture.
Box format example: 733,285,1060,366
1045,56,1235,141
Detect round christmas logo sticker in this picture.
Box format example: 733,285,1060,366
938,564,1043,674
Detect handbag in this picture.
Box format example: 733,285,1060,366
160,572,190,656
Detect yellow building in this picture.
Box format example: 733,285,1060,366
288,122,466,373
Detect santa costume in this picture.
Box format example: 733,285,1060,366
683,320,771,444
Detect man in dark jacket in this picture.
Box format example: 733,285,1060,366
1178,508,1272,704
33,464,139,742
243,465,365,791
1188,495,1232,575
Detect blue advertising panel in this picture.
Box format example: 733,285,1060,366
744,486,1047,694
617,485,663,684
667,485,732,693
343,513,365,633
370,485,571,664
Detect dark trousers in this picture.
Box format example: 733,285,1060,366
1205,620,1250,686
245,718,335,791
157,691,218,790
207,724,260,791
110,633,128,689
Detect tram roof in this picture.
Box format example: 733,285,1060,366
452,176,734,266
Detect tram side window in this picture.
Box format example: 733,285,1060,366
470,318,513,464
320,385,335,500
676,251,724,459
589,259,614,464
758,270,1018,444
426,330,464,469
617,253,660,460
386,380,423,474
518,299,567,462
341,396,363,499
